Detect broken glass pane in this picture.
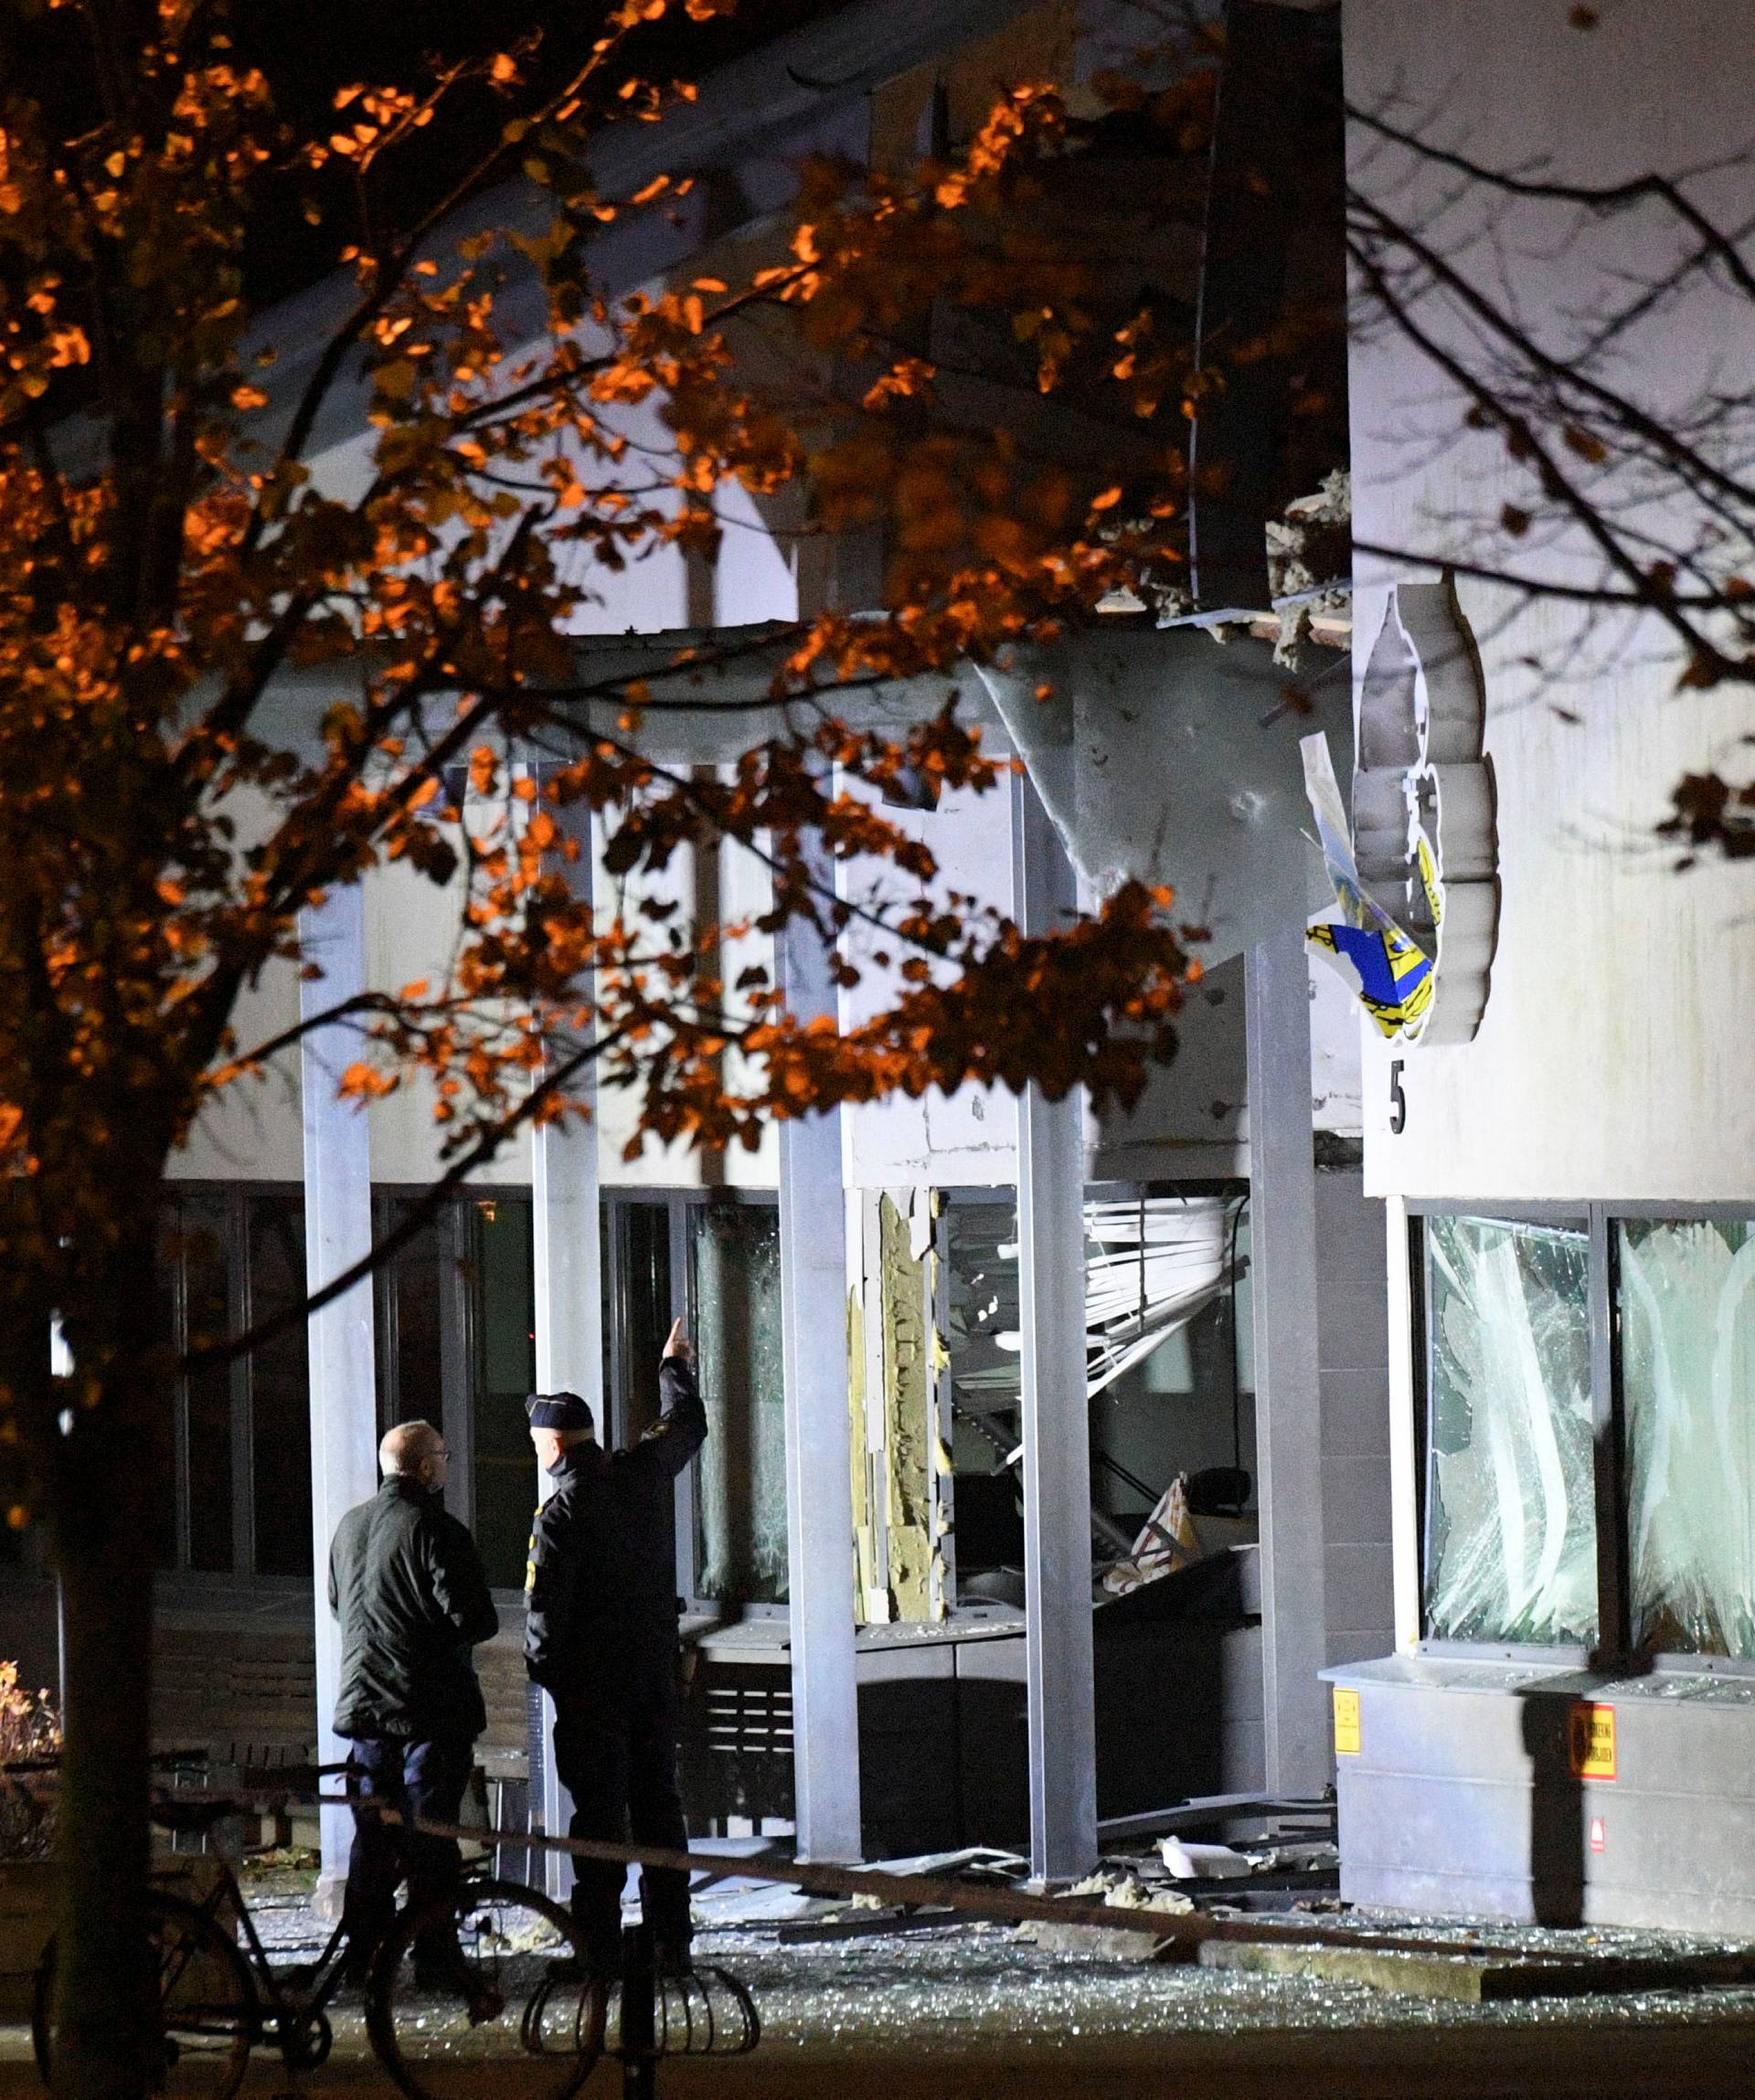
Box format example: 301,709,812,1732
944,1195,1232,1412
1620,1218,1755,1657
1424,1215,1596,1645
694,1204,789,1605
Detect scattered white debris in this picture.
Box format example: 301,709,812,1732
864,1846,1027,1880
1067,1867,1195,1915
1159,1837,1256,1881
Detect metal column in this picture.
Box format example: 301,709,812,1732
298,885,382,1913
1244,930,1329,1795
777,846,863,1863
531,796,602,1900
1012,769,1098,1885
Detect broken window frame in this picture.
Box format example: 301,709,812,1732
1412,1204,1598,1653
1407,1199,1755,1673
686,1189,789,1617
1609,1206,1755,1665
939,1177,1251,1613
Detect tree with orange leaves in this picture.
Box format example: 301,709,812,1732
0,0,1322,2087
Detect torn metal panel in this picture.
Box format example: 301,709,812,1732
974,626,1352,964
1316,582,1500,1046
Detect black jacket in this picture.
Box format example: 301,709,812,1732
525,1357,707,1702
329,1477,499,1741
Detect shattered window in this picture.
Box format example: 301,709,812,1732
694,1203,788,1606
1620,1219,1755,1657
1424,1215,1597,1645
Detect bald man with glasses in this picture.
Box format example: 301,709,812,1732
329,1419,498,1984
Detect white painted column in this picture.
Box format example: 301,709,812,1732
1011,769,1098,1884
530,797,602,1901
298,884,382,1913
1244,931,1330,1794
777,843,864,1863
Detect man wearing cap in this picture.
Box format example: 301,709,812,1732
525,1318,707,1975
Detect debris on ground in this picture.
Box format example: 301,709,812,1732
1028,1868,1199,1959
1066,1868,1195,1916
1158,1835,1343,1884
1160,1839,1254,1882
144,1861,1755,2063
864,1848,1027,1883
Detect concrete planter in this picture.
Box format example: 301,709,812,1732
1328,1654,1755,1935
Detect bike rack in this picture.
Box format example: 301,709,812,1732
608,1923,760,2100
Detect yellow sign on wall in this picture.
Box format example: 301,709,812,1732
1569,1702,1617,1781
1333,1686,1362,1757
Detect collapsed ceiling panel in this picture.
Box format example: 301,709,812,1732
954,1193,1237,1409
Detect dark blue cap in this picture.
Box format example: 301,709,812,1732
526,1391,595,1434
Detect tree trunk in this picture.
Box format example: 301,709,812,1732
48,1288,163,2099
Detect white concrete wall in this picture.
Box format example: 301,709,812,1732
172,810,782,1191
840,780,1022,1190
1347,0,1755,1204
170,354,792,1191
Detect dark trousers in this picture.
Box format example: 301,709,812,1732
344,1734,474,1967
552,1682,690,1965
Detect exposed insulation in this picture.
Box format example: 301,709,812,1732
879,1192,934,1622
846,1188,948,1625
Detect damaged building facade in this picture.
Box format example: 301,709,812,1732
0,0,1399,1904
0,0,1741,1965
1325,0,1755,1934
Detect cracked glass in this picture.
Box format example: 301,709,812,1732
1620,1218,1755,1657
1424,1214,1596,1645
695,1204,788,1605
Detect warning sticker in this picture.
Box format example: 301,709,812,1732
1569,1702,1616,1781
1333,1686,1361,1757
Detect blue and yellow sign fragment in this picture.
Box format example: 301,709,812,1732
1302,734,1436,1041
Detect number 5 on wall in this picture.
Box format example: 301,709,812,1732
1388,1057,1407,1135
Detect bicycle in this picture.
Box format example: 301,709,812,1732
32,1792,607,2100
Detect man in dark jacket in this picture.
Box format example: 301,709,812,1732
329,1418,498,1976
526,1319,707,1974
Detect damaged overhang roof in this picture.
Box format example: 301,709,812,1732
552,617,1349,964
255,615,1350,965
973,625,1349,961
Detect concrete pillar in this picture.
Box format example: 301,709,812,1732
1011,769,1098,1884
777,843,864,1863
1383,1194,1421,1653
298,884,382,1912
1244,931,1330,1794
530,796,602,1900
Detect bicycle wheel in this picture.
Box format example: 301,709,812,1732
33,1889,256,2098
367,1876,605,2100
